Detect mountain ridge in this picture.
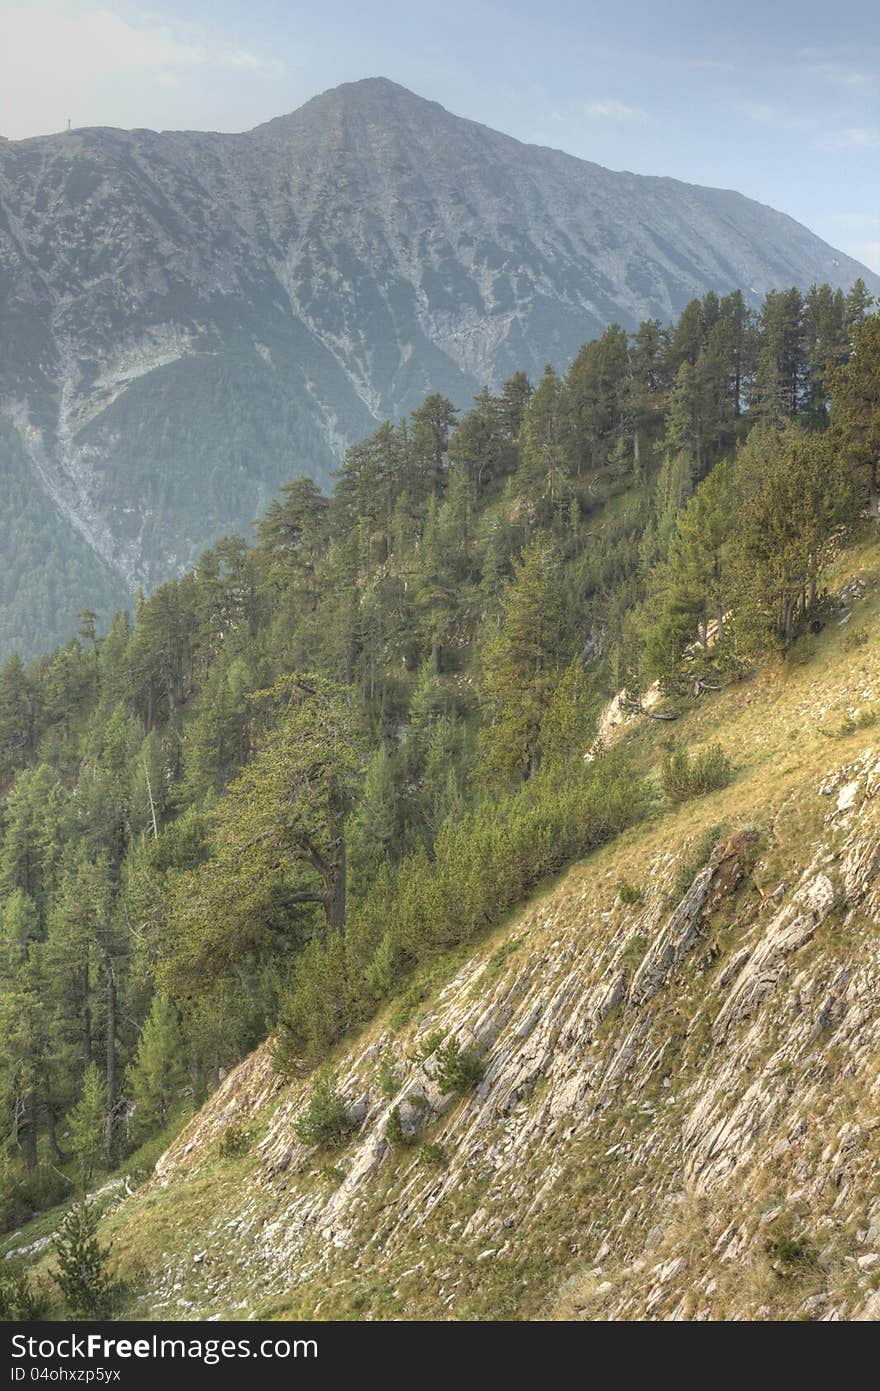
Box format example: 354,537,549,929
1,76,877,658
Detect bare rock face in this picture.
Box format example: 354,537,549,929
143,750,880,1321
2,77,878,658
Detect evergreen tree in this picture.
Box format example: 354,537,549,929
831,314,880,502
515,363,568,520
348,744,397,888
0,654,38,781
844,278,874,337
733,427,857,648
68,1064,107,1184
53,1199,119,1318
756,288,805,418
410,394,458,497
126,995,187,1140
481,539,566,781
162,677,362,1000
540,659,595,766
802,283,847,427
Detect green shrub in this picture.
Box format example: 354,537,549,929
53,1200,121,1319
418,1029,447,1063
0,1265,50,1320
617,879,643,905
418,1142,448,1169
388,980,428,1032
661,744,731,803
621,933,649,972
294,1075,354,1149
2,1162,74,1228
764,1232,817,1271
274,935,350,1076
434,1037,484,1094
278,753,646,1065
784,634,815,666
218,1123,252,1159
376,1049,399,1099
384,1105,405,1146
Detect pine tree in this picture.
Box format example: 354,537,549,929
126,995,187,1140
643,459,735,689
53,1199,119,1318
802,283,847,427
348,745,397,888
256,477,328,606
515,364,568,520
733,427,857,648
481,539,566,781
410,394,457,497
666,298,704,373
756,288,805,418
540,659,595,766
0,654,38,781
831,314,880,502
162,677,362,1001
844,278,874,337
68,1064,107,1183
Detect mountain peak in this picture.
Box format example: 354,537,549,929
1,79,878,655
250,75,448,136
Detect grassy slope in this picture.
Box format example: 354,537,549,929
14,535,880,1320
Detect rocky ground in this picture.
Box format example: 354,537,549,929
94,738,877,1321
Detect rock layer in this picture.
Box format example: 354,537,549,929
143,750,880,1321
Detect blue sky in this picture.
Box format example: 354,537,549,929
1,0,878,270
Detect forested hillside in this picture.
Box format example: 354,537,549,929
1,277,878,1240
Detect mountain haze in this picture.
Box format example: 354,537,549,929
1,76,876,656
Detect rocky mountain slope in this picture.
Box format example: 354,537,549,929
34,543,875,1323
2,77,878,657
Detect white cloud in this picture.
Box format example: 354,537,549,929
806,62,868,87
586,98,649,123
736,101,807,131
0,2,282,136
818,126,880,150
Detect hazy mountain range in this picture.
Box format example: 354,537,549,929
1,76,877,657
